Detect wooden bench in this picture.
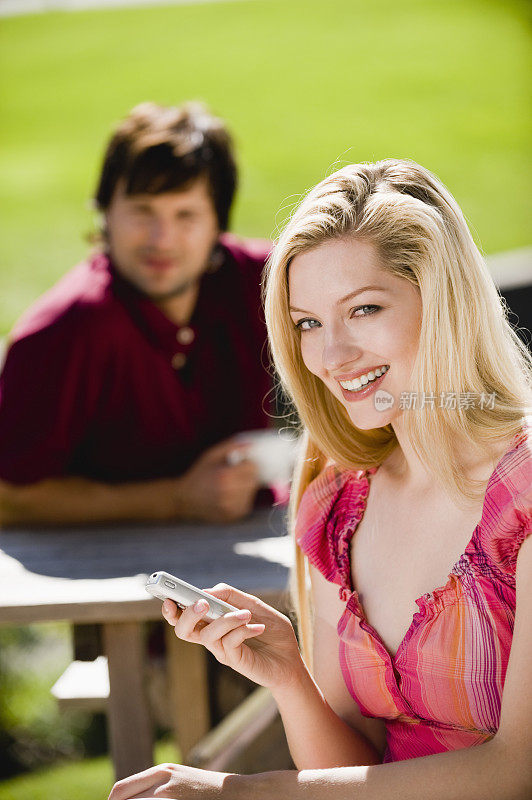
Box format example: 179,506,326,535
51,655,109,713
51,654,291,773
188,685,292,772
51,632,211,751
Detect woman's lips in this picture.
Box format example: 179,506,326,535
338,369,388,402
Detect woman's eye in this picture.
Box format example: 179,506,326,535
352,304,380,317
295,318,321,331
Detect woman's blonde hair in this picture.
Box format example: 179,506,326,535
263,159,532,664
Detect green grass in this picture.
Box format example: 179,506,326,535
0,0,530,328
0,0,530,334
0,624,180,796
0,738,179,800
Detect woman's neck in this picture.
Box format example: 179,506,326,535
384,417,515,494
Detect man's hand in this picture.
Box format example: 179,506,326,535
173,438,260,523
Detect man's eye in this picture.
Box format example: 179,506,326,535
295,318,321,331
352,304,380,317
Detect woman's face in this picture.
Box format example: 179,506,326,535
288,237,422,430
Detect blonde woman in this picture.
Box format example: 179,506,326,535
109,160,532,800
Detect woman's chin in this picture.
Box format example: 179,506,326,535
346,407,397,431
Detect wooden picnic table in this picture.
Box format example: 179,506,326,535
0,505,292,779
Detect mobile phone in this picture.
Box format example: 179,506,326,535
145,571,239,621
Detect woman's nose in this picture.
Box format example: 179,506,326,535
321,328,362,372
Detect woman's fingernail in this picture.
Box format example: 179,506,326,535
235,609,251,620
194,600,209,613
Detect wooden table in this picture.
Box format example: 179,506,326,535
0,506,292,779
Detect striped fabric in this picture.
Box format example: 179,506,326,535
296,421,532,762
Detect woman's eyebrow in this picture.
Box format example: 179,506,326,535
289,284,389,313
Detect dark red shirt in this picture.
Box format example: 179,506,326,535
0,235,272,484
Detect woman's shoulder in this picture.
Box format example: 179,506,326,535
295,463,376,585
477,421,532,579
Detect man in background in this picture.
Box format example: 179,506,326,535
0,101,273,525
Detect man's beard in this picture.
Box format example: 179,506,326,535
146,277,199,302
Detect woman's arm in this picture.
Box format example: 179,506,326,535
159,575,382,770
110,535,532,800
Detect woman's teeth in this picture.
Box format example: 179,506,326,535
339,365,389,392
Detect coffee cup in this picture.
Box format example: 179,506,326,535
227,429,300,486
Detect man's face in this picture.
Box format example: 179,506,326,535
104,176,220,301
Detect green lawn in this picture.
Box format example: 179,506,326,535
0,0,530,334
0,738,179,800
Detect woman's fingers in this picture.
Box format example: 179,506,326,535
162,598,209,642
219,621,266,656
161,599,181,624
198,608,251,646
195,609,253,661
177,599,211,638
201,615,265,667
160,590,268,665
108,764,170,800
161,598,258,652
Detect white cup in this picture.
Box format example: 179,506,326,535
227,429,300,486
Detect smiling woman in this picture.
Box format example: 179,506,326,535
288,238,421,419
263,154,531,649
266,160,531,504
109,161,532,800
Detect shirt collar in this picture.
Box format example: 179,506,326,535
105,244,231,359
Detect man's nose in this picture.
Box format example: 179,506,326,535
149,218,177,249
321,327,362,372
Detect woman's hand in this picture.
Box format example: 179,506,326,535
108,763,230,799
161,584,307,692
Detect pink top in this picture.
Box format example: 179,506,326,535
296,422,532,762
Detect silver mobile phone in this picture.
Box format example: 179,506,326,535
145,571,239,621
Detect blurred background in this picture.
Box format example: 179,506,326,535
1,0,531,335
0,0,530,797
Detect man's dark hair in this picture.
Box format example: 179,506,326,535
94,101,238,230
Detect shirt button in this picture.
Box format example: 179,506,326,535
171,352,187,369
176,327,195,345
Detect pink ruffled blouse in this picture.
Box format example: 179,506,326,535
296,423,532,762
